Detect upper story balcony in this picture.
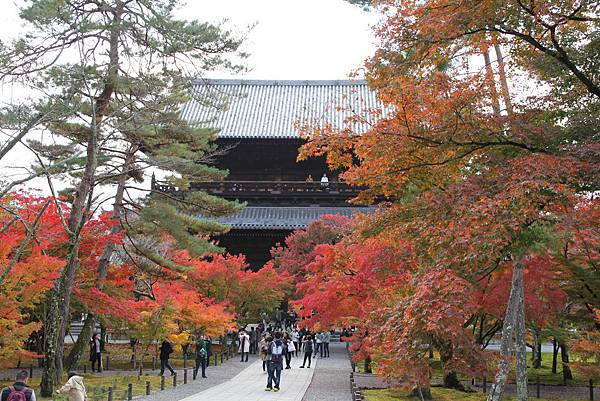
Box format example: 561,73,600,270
151,179,366,206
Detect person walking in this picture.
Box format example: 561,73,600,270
299,334,313,368
238,330,250,362
159,339,175,376
259,334,271,373
265,332,285,392
249,327,258,354
89,333,102,372
194,336,209,379
284,332,294,369
323,330,331,357
1,370,36,401
291,328,300,357
315,331,324,358
56,371,87,401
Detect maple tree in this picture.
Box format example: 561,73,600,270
296,1,599,399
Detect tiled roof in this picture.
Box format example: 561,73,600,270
180,79,383,139
217,206,376,230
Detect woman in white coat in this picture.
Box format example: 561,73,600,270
238,330,250,362
56,371,87,401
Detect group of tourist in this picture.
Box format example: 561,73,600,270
236,326,332,392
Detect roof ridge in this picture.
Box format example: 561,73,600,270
191,78,367,86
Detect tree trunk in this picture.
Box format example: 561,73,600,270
492,39,514,116
64,150,133,371
410,387,433,400
515,278,528,401
552,338,558,374
40,290,60,396
532,327,541,369
487,260,523,401
560,341,573,382
483,48,501,119
64,314,94,372
364,355,372,373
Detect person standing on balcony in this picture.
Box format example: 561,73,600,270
306,174,313,182
320,173,329,188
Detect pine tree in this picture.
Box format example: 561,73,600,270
0,0,247,395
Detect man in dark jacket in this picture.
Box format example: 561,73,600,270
1,370,36,401
265,331,285,392
159,339,175,376
89,332,102,372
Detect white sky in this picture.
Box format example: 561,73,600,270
0,0,379,199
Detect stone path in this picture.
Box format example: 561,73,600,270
302,342,352,401
135,357,251,401
177,354,315,401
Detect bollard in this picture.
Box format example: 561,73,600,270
483,376,487,394
160,375,165,391
193,368,197,380
536,375,540,398
184,369,188,384
221,352,224,364
183,354,187,369
29,365,33,378
127,383,132,401
107,387,113,401
214,354,217,366
105,355,109,371
145,381,151,396
590,379,594,401
152,357,156,371
84,364,87,374
471,378,475,386
173,372,177,387
138,364,143,377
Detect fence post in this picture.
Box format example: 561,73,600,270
483,376,487,394
138,364,143,377
536,375,540,398
160,375,165,390
183,354,187,369
29,365,33,378
84,364,87,374
152,357,156,371
127,383,132,401
107,387,113,401
590,379,594,401
220,352,224,364
145,381,151,396
173,372,177,387
214,354,217,366
105,355,110,371
184,369,188,384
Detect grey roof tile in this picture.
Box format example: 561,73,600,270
181,79,383,139
217,206,376,230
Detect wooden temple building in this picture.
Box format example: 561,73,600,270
153,79,380,269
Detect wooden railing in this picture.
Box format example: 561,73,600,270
152,180,365,199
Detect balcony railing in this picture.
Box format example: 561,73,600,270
152,180,365,201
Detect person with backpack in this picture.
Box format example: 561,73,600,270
89,333,102,372
194,336,209,379
159,339,176,376
284,332,294,369
1,370,36,401
265,331,285,392
299,334,313,368
56,371,87,401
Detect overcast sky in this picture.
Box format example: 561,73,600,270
0,0,379,195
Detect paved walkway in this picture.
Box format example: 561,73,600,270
178,354,315,401
302,343,352,401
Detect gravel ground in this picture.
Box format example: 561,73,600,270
302,342,352,401
133,354,256,401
